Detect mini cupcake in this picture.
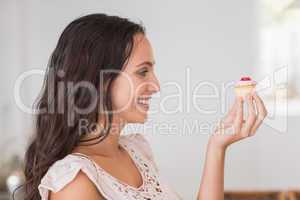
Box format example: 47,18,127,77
234,76,256,98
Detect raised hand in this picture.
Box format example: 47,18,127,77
209,92,268,149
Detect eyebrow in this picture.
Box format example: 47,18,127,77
135,61,155,68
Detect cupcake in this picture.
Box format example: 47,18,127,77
234,76,256,98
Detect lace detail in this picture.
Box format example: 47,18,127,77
38,133,182,200
71,138,165,199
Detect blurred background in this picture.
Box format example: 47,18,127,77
1,0,300,199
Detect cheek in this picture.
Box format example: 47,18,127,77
110,75,137,111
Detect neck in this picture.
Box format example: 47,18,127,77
74,115,127,157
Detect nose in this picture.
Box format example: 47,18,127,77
148,75,160,94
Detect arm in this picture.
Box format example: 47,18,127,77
49,171,105,200
197,139,226,200
197,93,267,200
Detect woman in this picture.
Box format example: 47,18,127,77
23,13,267,200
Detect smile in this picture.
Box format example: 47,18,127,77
136,96,151,110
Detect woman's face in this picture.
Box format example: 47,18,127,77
110,34,160,123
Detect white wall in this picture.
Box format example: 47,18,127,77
0,0,28,160
1,0,300,199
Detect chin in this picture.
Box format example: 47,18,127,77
131,113,148,123
123,109,149,123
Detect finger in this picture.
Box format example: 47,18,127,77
215,119,234,135
252,92,268,120
223,98,238,123
233,97,243,134
241,94,257,137
250,92,268,135
250,117,264,136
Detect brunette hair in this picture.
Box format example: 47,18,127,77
20,13,145,200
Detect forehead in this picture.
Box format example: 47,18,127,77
123,34,154,70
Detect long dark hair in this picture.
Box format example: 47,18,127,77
22,13,145,200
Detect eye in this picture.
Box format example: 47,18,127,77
137,68,149,77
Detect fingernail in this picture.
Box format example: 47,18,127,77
247,96,250,101
249,95,253,101
239,96,244,102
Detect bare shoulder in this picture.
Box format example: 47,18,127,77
49,170,104,200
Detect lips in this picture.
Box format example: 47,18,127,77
136,96,151,110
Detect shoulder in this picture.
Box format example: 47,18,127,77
38,155,102,200
48,170,103,200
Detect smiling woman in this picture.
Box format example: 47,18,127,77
20,14,180,200
19,13,267,200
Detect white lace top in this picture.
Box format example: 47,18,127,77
38,133,182,200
